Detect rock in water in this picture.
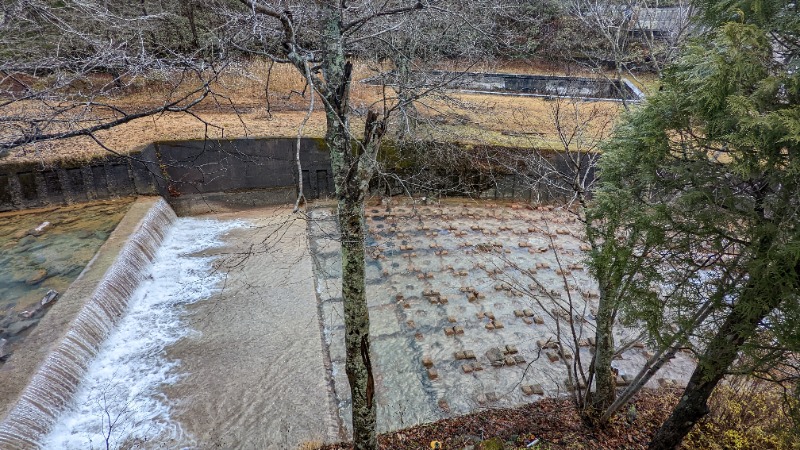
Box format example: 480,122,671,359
25,269,49,285
40,289,59,307
30,221,52,236
485,347,504,363
6,319,37,336
19,290,59,318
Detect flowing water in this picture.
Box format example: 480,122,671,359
0,199,175,449
7,205,337,449
309,200,696,435
160,208,339,449
0,199,133,318
0,199,135,369
1,199,695,449
40,215,243,449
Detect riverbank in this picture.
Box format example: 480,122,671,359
322,387,682,449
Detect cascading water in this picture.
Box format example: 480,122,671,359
0,199,176,449
41,215,242,449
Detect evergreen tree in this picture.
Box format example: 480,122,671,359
589,0,799,447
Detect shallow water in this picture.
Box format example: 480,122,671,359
309,200,696,435
161,208,339,449
0,199,133,316
15,200,695,449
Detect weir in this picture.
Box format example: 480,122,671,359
0,198,176,449
0,139,689,448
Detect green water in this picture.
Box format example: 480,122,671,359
0,199,133,336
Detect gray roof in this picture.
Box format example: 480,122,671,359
632,7,692,35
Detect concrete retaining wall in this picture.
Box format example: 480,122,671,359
0,156,154,212
0,138,596,212
0,138,333,214
370,71,643,102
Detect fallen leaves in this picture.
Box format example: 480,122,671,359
321,387,683,450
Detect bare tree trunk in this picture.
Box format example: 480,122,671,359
338,196,377,450
393,49,418,137
184,0,200,49
600,301,714,423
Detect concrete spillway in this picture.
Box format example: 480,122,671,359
0,199,339,449
0,198,176,448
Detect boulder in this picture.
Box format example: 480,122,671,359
485,347,504,363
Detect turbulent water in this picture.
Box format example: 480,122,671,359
40,217,242,449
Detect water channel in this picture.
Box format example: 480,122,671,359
1,198,695,449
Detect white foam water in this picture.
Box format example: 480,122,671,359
40,217,242,449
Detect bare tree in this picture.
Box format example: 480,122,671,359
0,0,240,156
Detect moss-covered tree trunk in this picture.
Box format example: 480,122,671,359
587,282,616,418
318,9,386,448
319,11,378,449
337,195,376,450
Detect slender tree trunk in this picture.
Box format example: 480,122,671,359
393,49,418,137
327,112,378,449
338,195,377,450
319,9,377,448
649,281,781,449
184,0,199,50
587,282,616,418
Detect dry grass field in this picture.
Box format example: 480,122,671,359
3,60,633,165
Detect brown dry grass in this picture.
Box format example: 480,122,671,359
3,60,625,164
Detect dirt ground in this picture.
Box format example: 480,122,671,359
322,387,684,449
